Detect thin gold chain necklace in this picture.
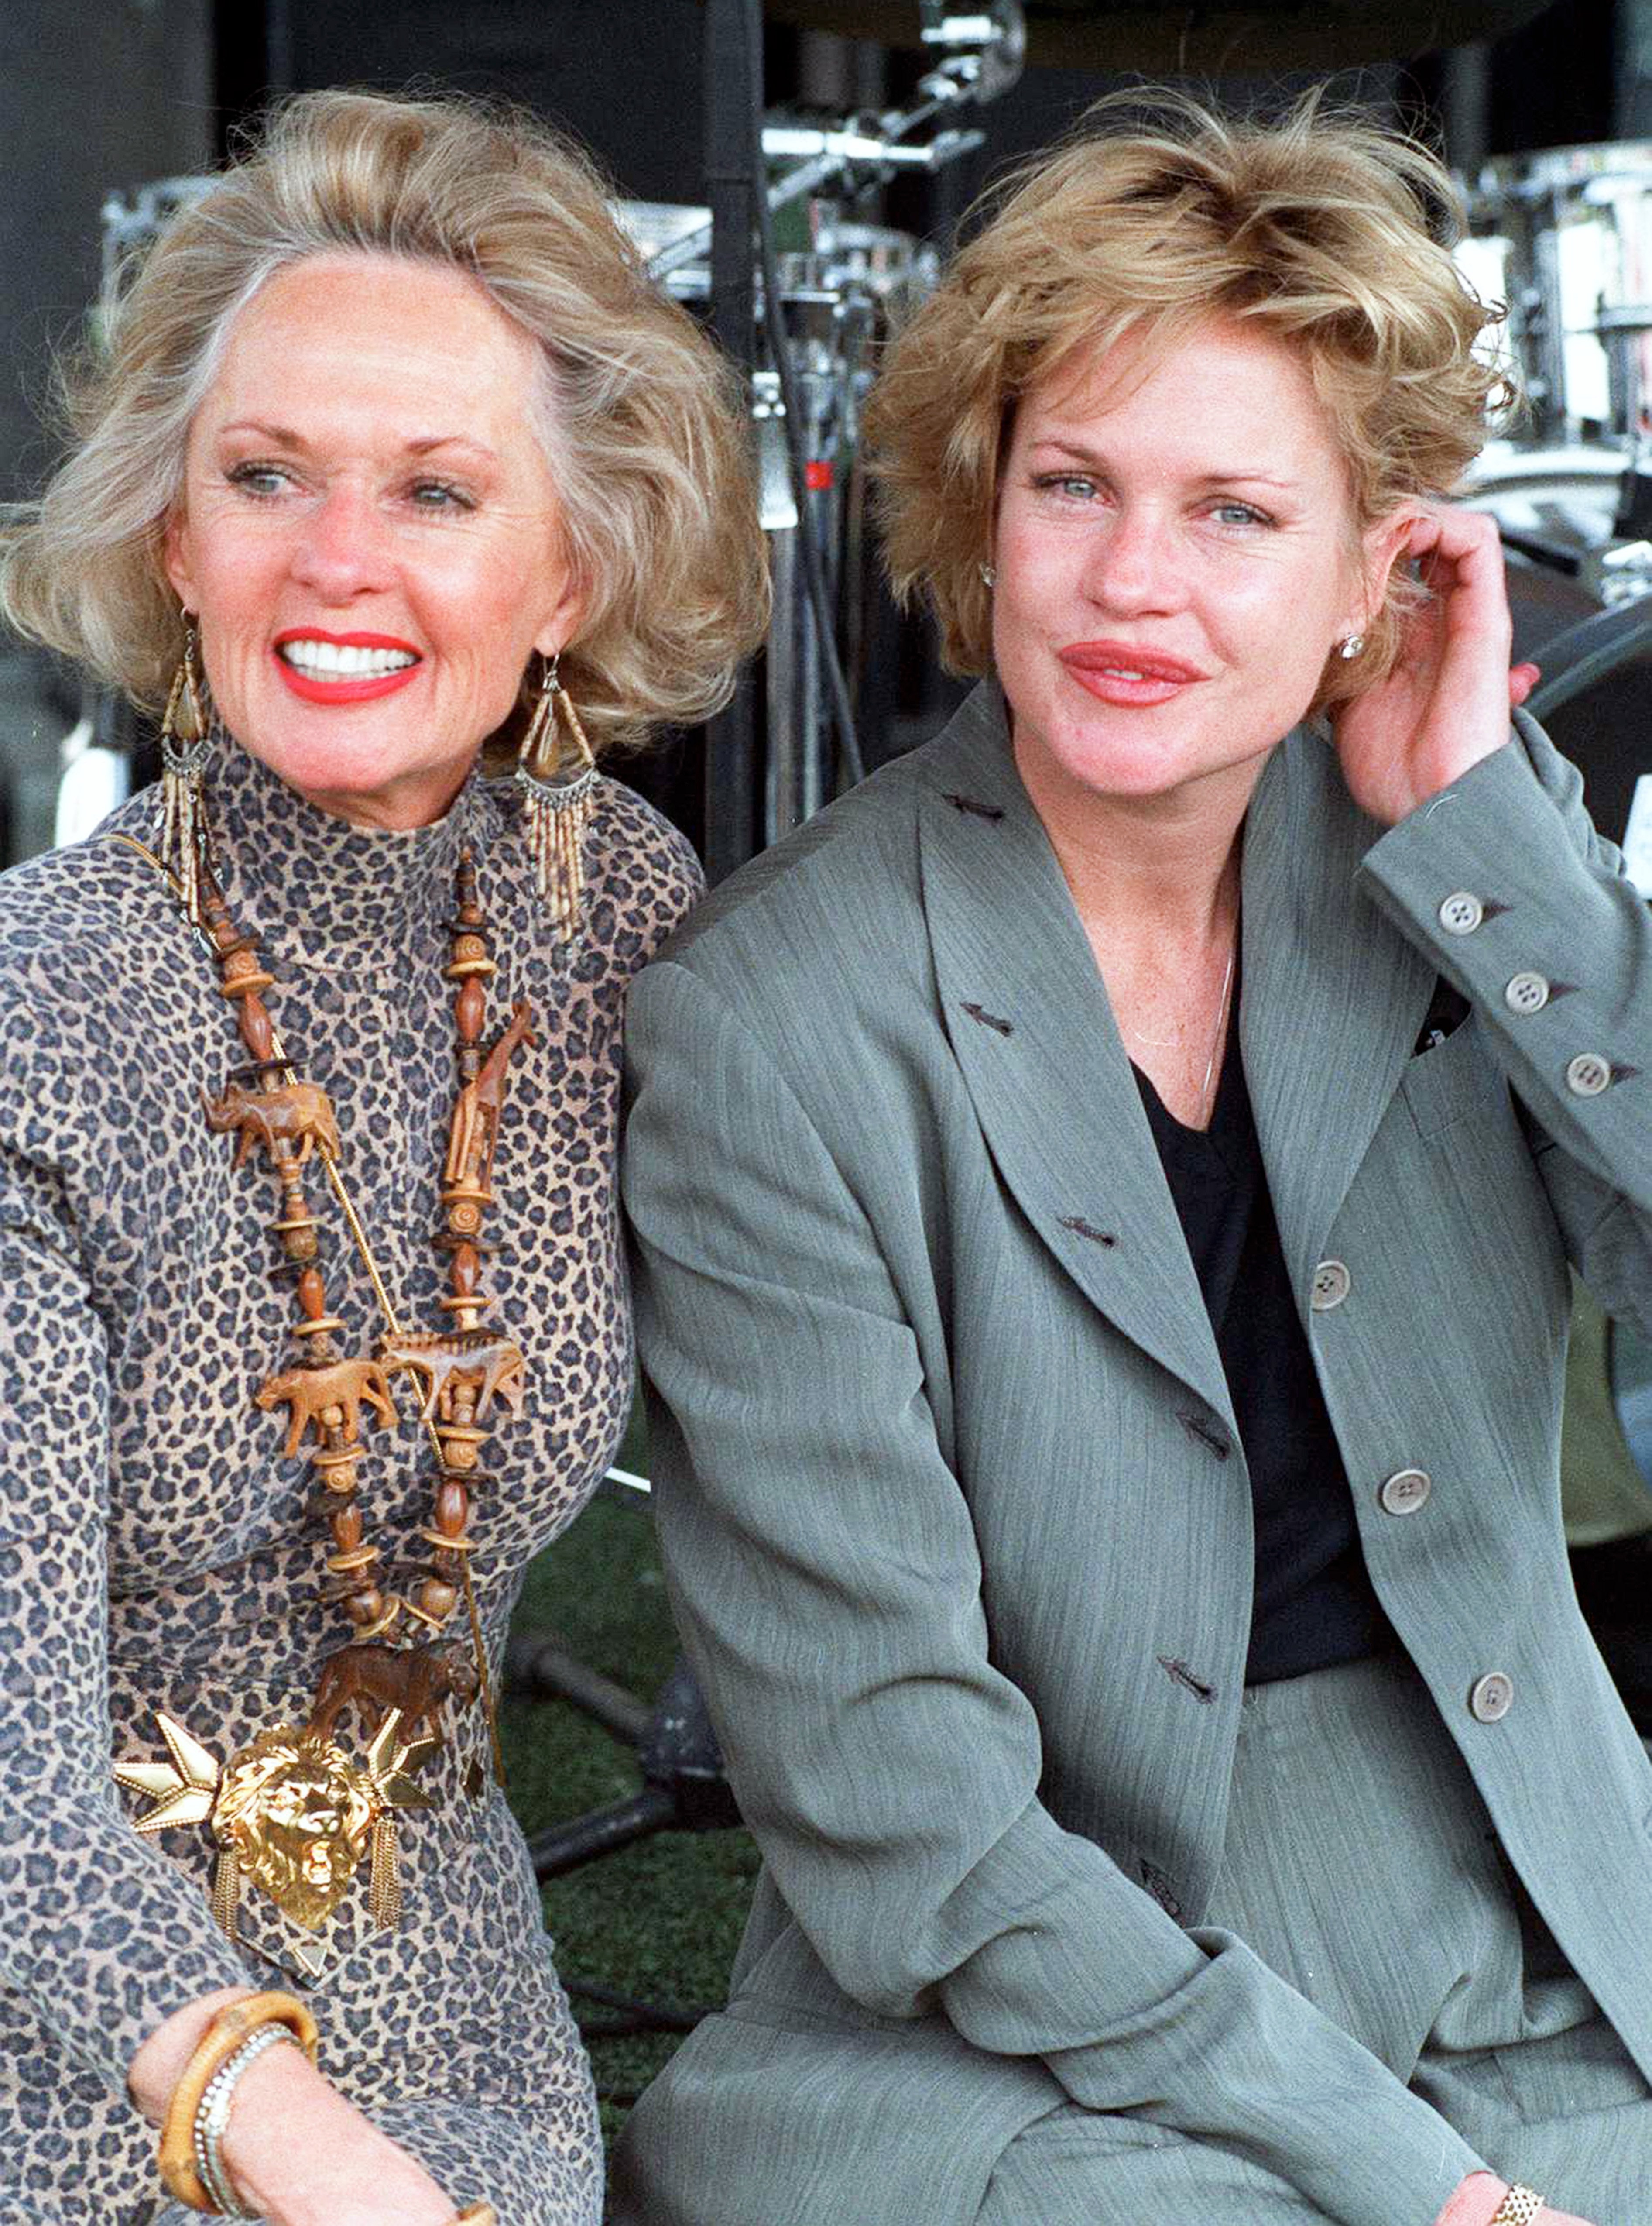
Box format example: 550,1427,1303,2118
1124,935,1237,1123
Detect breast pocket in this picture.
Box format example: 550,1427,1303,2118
1399,1013,1504,1138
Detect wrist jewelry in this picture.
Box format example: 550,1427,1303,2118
1488,2189,1543,2226
194,2024,295,2216
158,1992,321,2213
451,2207,497,2224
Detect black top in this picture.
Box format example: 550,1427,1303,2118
1134,982,1398,1683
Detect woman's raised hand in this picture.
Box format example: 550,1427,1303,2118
1333,504,1536,828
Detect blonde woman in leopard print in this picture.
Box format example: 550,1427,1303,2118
0,88,767,2226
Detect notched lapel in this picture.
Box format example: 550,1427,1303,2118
917,689,1233,1425
1241,730,1435,1303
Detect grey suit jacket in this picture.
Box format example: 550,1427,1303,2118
612,685,1652,2226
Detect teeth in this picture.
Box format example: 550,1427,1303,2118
279,639,418,678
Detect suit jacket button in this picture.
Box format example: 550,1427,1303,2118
1439,891,1484,935
1379,1467,1431,1515
1566,1051,1612,1097
1310,1259,1351,1311
1469,1670,1515,1722
1505,971,1550,1015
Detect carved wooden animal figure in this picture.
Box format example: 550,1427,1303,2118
255,1355,399,1458
378,1332,528,1423
203,1079,341,1169
308,1638,481,1741
444,1002,536,1190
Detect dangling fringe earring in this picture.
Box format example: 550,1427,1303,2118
158,620,213,930
514,652,598,941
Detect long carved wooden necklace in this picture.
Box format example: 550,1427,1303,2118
115,843,534,1965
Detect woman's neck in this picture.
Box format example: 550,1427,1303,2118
1013,740,1252,1129
1018,749,1253,952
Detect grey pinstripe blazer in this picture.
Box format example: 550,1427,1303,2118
611,685,1652,2226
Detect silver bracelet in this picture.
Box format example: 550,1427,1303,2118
1488,2189,1544,2226
192,2022,296,2218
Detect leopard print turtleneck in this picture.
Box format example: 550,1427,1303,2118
0,733,702,2222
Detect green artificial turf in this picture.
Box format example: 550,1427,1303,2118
500,1441,758,2156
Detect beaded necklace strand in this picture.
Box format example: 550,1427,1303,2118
113,831,538,1950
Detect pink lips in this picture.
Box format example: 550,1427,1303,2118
272,628,423,705
1057,639,1209,708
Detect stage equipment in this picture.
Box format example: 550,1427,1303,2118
624,198,937,839
635,2,1019,852
642,2,1021,295
1462,144,1652,457
512,1643,740,1878
1461,447,1652,904
1457,137,1652,883
46,179,223,850
100,174,215,279
762,0,1558,74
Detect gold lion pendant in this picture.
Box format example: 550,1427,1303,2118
116,1709,437,1942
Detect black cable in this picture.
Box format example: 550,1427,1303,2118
745,9,867,790
566,1978,710,2031
701,0,764,878
1527,599,1652,723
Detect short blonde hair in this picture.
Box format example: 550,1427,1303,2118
2,88,769,751
867,88,1506,711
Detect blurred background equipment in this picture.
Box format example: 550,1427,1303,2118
766,0,1561,71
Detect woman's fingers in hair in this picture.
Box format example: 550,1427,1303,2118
1509,661,1540,708
1385,504,1514,676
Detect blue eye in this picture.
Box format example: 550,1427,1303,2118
408,478,473,511
1032,472,1100,502
1210,500,1270,528
226,462,291,498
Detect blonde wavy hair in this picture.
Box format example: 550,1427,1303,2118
1,88,769,752
867,87,1508,714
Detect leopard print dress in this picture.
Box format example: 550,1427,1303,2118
0,734,702,2222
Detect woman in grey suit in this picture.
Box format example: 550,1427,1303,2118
614,92,1652,2226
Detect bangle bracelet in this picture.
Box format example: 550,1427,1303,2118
157,1991,321,2213
194,2024,295,2217
451,2207,497,2224
1488,2190,1543,2226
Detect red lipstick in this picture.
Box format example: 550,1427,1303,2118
1057,640,1209,708
272,628,423,705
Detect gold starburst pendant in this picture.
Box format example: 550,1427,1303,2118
115,1707,439,1942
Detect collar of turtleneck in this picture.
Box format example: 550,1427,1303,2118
203,730,502,963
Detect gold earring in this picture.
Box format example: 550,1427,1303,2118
158,618,213,928
515,652,598,941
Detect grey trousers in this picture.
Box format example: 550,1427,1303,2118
979,1654,1652,2223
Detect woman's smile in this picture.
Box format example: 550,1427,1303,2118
1056,638,1213,705
273,627,423,703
